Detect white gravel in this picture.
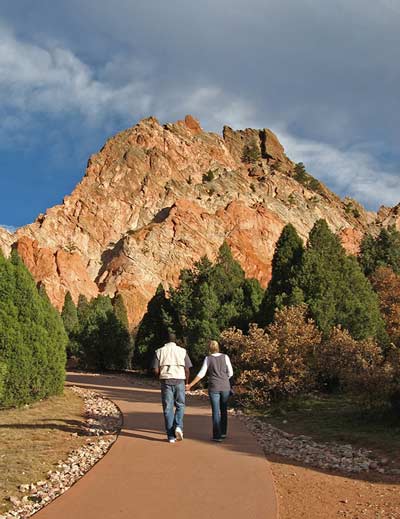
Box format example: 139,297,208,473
2,386,122,519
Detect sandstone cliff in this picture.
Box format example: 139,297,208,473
0,115,396,326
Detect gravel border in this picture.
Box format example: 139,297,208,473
233,409,400,476
2,386,122,519
185,387,399,476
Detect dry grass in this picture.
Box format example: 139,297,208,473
0,388,87,514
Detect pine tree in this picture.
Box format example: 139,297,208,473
187,282,220,364
1,250,67,407
359,226,400,275
258,224,304,326
112,293,130,329
37,282,51,303
236,278,264,331
62,292,79,336
134,285,171,369
294,162,308,184
242,140,261,164
61,292,80,357
292,220,386,340
77,294,90,326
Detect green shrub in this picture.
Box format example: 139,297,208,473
78,295,132,371
242,141,261,164
0,250,67,408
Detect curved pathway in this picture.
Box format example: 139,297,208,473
35,373,278,519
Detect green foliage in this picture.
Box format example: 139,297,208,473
113,293,129,329
258,224,304,326
77,295,132,371
135,243,263,368
292,220,386,341
359,226,400,276
62,292,79,335
0,251,67,408
202,170,215,182
242,140,261,164
308,177,323,193
344,201,361,219
61,292,80,357
134,285,171,369
294,162,308,183
260,220,385,342
294,162,323,194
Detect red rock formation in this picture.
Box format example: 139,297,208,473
14,236,98,310
2,115,393,325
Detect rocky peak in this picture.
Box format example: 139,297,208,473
2,115,393,326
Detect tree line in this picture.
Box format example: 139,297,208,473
135,220,400,414
2,218,400,411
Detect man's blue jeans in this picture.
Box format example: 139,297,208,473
209,390,230,439
160,381,185,440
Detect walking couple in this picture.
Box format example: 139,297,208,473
152,333,234,443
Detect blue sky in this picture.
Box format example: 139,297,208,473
1,0,399,229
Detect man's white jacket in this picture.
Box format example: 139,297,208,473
155,342,187,380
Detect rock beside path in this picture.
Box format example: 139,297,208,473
234,410,399,475
3,387,122,519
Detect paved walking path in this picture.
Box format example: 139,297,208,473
35,373,278,519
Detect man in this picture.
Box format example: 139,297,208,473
152,332,192,443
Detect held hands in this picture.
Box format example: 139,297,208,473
185,384,191,391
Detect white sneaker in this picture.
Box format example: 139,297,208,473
168,438,176,443
175,427,183,441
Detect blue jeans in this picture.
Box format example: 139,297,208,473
209,390,230,439
160,381,185,440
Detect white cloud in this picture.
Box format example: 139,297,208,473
0,25,152,124
0,24,257,139
278,130,400,210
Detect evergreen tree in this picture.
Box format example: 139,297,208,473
258,224,304,326
294,162,308,184
292,220,386,341
236,278,264,331
187,282,220,364
61,292,80,357
77,294,133,371
359,226,400,275
0,250,67,407
37,282,51,303
242,140,261,164
209,242,246,329
112,293,129,329
62,292,79,336
77,294,90,326
136,243,265,369
134,285,171,369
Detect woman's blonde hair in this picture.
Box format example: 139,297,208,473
208,340,220,354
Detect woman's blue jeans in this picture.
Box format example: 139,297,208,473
160,381,185,440
208,390,230,439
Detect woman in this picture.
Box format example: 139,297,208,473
186,340,233,441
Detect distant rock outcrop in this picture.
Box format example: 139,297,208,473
1,116,396,326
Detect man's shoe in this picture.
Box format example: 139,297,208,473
175,427,183,441
212,438,223,442
221,434,227,439
168,438,176,443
